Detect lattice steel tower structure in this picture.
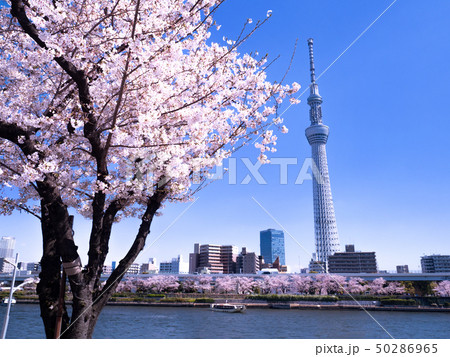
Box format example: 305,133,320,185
305,38,341,265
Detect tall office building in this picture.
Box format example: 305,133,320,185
0,236,15,259
305,39,341,265
260,229,285,266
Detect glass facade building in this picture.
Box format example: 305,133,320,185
260,229,285,265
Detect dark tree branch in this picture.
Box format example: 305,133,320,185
98,190,166,304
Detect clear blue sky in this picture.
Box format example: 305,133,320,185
1,0,450,272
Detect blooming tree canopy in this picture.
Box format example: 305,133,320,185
313,274,346,295
368,278,387,295
383,281,405,296
234,276,256,294
433,281,450,297
195,275,213,293
215,275,236,294
0,0,297,219
0,0,298,338
346,277,368,295
290,275,313,294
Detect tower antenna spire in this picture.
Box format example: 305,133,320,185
307,38,316,83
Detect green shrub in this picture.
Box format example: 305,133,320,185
380,298,416,306
132,297,146,302
112,292,129,297
194,298,215,303
160,297,195,303
113,297,136,302
146,294,165,298
444,302,450,308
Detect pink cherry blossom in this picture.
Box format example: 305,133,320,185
433,281,450,297
290,275,313,294
384,281,406,295
368,277,387,295
346,277,368,295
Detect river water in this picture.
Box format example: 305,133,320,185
0,304,448,339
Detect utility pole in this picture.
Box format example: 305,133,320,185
1,253,19,339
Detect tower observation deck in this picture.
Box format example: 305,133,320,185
305,38,341,265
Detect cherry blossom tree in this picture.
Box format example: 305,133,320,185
0,0,298,338
313,274,345,295
269,275,291,294
116,278,136,293
368,278,387,295
383,281,405,296
433,281,450,297
290,275,313,294
145,275,180,293
254,276,272,295
214,276,236,294
116,275,180,293
345,277,368,295
181,278,197,293
195,275,213,293
234,276,256,294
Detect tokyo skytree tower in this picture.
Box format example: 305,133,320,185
305,38,341,264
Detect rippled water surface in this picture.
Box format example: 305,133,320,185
1,304,448,339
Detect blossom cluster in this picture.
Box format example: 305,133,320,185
433,281,450,297
0,0,300,219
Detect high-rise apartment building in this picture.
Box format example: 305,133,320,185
260,229,285,266
236,247,261,274
421,255,450,273
327,245,377,273
0,236,15,259
189,243,238,274
305,39,341,266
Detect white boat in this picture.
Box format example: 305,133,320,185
1,297,16,305
210,303,246,313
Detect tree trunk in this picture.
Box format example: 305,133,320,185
37,190,164,338
37,255,69,338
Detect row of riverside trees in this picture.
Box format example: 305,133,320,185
116,275,450,297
